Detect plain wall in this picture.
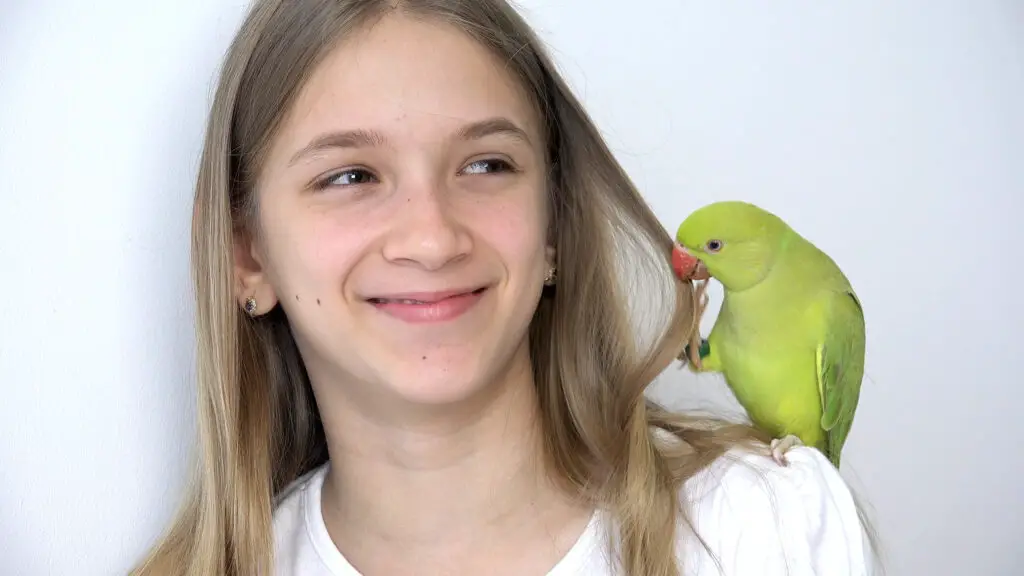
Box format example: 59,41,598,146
1,1,1021,574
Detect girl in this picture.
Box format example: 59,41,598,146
133,1,875,574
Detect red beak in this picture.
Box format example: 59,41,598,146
671,243,710,281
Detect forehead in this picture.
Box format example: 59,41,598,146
273,14,540,152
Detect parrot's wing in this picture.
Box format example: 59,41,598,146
815,290,866,468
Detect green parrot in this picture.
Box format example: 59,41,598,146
670,201,865,469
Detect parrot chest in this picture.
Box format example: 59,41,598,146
710,293,825,443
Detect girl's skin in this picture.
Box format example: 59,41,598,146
235,13,591,575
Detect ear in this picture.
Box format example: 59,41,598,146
545,244,556,270
542,244,558,287
233,228,279,316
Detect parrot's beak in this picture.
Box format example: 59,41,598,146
671,243,710,281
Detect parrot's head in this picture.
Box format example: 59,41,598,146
672,201,789,291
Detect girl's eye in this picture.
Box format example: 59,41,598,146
314,168,378,190
461,158,514,176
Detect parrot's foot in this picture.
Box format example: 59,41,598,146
770,435,804,467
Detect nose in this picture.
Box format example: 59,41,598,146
381,181,473,271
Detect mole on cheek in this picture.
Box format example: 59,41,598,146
422,355,427,360
317,299,321,306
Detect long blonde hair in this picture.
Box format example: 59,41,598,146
131,1,857,574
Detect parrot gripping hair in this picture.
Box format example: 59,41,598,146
671,201,865,469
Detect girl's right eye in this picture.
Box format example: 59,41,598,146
313,168,378,190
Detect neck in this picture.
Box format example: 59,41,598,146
313,342,579,556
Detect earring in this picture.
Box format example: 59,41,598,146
244,296,258,316
544,266,557,286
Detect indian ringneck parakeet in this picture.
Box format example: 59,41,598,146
671,201,865,469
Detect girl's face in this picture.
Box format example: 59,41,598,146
238,14,553,408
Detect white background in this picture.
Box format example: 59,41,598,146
1,1,1021,574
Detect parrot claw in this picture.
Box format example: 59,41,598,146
679,339,711,371
770,435,804,467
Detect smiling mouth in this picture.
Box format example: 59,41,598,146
367,286,488,305
366,286,489,324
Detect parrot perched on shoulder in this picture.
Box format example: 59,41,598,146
671,200,865,469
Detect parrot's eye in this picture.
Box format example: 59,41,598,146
706,239,724,253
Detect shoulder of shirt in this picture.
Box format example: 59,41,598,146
678,445,876,575
684,443,845,504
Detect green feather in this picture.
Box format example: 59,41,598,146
815,291,866,468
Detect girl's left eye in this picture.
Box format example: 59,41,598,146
312,167,378,191
461,158,515,175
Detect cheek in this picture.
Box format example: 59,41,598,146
467,189,548,269
260,202,374,296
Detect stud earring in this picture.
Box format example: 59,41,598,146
544,266,557,286
244,296,258,316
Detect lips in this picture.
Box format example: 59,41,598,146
367,287,487,305
367,286,489,323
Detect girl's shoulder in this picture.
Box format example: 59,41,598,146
679,445,877,575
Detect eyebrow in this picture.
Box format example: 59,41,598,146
457,117,532,145
287,116,532,166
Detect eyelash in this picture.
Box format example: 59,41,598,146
312,167,376,191
311,158,518,191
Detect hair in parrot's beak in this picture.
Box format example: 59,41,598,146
670,243,713,368
671,243,711,281
692,260,710,281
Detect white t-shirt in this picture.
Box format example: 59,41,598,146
272,445,874,575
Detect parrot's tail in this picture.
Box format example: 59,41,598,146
678,279,710,368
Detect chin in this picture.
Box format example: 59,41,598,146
373,337,528,408
378,358,494,406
